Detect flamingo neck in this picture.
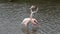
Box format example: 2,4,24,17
30,12,34,20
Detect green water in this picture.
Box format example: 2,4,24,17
0,1,60,34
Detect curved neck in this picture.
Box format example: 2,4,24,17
30,12,33,20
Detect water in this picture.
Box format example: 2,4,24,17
0,2,60,34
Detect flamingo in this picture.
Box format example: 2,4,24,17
21,5,39,34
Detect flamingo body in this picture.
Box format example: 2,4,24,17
21,18,38,26
21,18,39,34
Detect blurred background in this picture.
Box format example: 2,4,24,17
0,0,60,34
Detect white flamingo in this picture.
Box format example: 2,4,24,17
21,5,39,34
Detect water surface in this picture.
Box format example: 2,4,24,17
0,2,60,34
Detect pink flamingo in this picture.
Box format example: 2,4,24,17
21,5,39,34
